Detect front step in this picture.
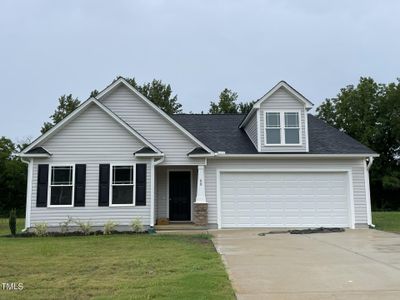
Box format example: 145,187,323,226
155,224,207,231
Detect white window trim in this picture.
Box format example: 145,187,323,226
109,164,136,207
47,164,75,208
264,110,302,146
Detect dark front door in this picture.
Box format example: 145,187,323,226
169,171,191,221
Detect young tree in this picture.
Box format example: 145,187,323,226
209,89,239,114
209,88,255,114
41,94,81,133
316,77,400,209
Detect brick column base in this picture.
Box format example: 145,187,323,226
194,203,208,227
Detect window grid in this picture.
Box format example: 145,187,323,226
48,165,74,207
111,165,135,205
265,111,301,145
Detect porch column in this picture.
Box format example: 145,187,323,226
195,165,206,203
194,165,208,226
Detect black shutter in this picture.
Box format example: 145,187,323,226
74,164,86,207
98,164,110,206
36,164,48,207
135,164,146,206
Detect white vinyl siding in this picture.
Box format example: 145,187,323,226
29,104,152,227
205,158,369,227
243,113,258,149
100,85,201,165
259,87,307,152
220,172,349,228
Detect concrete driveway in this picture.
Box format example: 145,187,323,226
212,229,400,300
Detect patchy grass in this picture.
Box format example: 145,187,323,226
373,211,400,233
0,229,234,299
0,218,25,235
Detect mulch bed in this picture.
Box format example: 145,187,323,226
3,230,149,238
258,227,345,236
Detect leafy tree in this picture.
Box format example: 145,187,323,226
41,94,81,133
0,137,27,217
138,79,182,114
209,88,255,114
209,89,239,114
90,89,99,98
316,77,400,210
238,100,256,114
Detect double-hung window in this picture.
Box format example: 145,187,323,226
111,165,135,205
49,166,74,206
284,112,300,144
265,111,300,145
265,112,281,144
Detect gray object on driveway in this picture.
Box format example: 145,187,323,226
212,229,400,300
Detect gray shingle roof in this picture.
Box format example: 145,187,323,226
187,147,210,155
172,114,376,155
134,147,157,154
25,147,50,155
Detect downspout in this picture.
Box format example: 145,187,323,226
367,157,374,170
365,156,375,228
149,158,155,231
20,158,33,232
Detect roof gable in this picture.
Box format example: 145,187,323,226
22,98,161,155
254,81,314,109
239,81,314,128
96,78,212,153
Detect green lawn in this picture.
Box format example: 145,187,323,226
373,211,400,233
0,220,234,300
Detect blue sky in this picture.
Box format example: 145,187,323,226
1,0,399,142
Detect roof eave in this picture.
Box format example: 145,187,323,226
134,153,165,157
188,154,215,158
238,109,257,128
212,153,379,158
18,153,51,158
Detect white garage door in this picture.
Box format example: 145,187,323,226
220,172,350,228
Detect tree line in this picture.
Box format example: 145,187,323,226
0,76,399,216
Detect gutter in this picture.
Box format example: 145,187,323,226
367,157,374,170
190,153,380,159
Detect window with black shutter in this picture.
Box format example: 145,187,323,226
111,165,135,206
49,165,74,206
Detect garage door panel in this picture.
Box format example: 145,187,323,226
220,172,350,228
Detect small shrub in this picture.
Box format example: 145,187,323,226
103,220,118,235
74,220,92,235
9,209,17,236
130,218,143,233
59,216,73,234
34,222,48,237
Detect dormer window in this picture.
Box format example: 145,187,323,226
265,111,301,145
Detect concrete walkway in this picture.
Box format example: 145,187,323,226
212,229,400,300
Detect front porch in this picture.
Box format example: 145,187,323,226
153,165,208,228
